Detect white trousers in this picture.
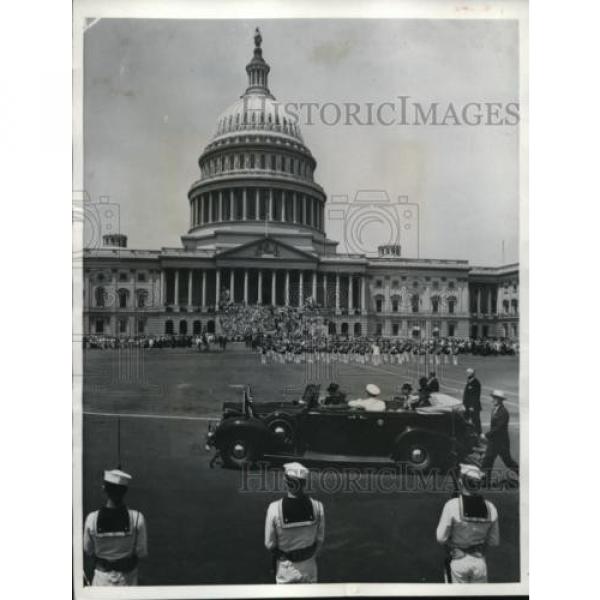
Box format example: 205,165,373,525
92,568,138,586
449,555,487,583
275,557,317,583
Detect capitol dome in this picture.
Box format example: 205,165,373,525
185,28,330,253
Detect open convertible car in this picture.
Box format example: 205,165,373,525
205,384,479,471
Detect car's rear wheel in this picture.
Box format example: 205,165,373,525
395,438,437,472
221,434,259,469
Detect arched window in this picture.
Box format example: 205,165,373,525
411,294,420,313
207,320,215,334
391,295,400,313
375,295,384,313
328,321,337,335
511,299,518,314
95,286,106,307
503,299,510,314
179,320,188,334
165,320,174,335
354,323,362,336
117,288,129,308
431,295,440,313
193,320,202,334
341,322,349,335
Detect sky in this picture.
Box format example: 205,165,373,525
83,18,519,265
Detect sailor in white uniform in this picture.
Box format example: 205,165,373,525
435,464,499,583
83,469,148,586
264,462,325,583
347,384,386,412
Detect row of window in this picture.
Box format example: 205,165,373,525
374,278,457,290
94,271,148,284
216,109,300,138
201,151,312,180
94,287,148,309
374,295,458,314
191,188,324,230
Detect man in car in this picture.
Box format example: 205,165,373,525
323,382,346,405
463,368,482,434
264,462,325,583
348,384,386,412
427,371,440,393
436,464,500,583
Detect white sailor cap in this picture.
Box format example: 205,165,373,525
466,368,475,376
459,464,483,480
104,469,132,487
283,462,309,480
366,384,381,396
490,389,507,400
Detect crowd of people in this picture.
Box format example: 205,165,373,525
82,303,519,357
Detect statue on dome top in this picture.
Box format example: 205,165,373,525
254,27,262,48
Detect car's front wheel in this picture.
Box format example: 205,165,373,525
220,434,259,469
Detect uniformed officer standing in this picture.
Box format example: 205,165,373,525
264,462,325,583
481,390,519,477
83,469,148,586
436,464,500,583
463,368,482,434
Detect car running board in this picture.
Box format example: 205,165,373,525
263,451,395,466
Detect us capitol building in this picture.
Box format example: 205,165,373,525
83,31,519,341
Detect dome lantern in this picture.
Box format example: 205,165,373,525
244,27,272,98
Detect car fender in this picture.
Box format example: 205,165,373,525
214,416,269,448
393,426,452,454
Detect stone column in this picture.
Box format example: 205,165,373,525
272,270,277,306
230,189,234,221
268,189,273,221
302,195,307,225
208,192,213,223
461,284,468,314
348,275,354,311
335,273,340,312
242,188,247,220
160,270,165,306
360,276,366,314
285,271,290,306
312,271,317,301
282,194,287,222
244,269,249,305
215,269,221,306
230,269,235,303
322,273,327,307
476,288,481,314
201,270,207,309
174,270,180,306
299,271,304,307
255,188,260,219
293,192,298,223
497,284,503,314
488,287,493,315
258,270,263,304
187,269,193,307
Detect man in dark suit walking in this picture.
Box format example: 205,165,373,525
463,368,482,434
481,390,519,476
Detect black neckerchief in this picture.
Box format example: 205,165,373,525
282,496,314,525
460,494,488,520
97,505,130,534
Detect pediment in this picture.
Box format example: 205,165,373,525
216,236,317,262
